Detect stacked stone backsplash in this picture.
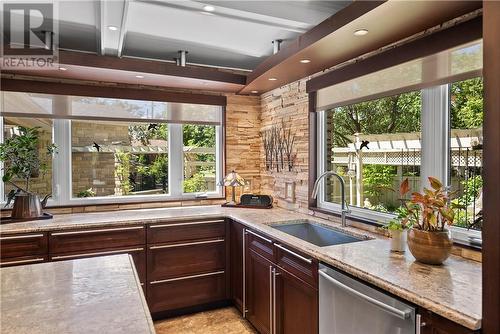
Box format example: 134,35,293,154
260,79,310,213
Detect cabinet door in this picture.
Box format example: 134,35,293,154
230,220,245,314
419,310,479,334
246,249,273,334
274,267,318,334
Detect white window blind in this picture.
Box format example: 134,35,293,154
316,40,483,111
1,92,222,125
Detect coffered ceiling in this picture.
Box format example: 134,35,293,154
3,0,351,71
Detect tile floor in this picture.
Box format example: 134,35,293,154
154,307,257,334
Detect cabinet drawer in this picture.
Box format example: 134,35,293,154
148,239,225,281
147,219,225,244
275,243,318,288
49,226,145,254
50,247,147,283
247,229,275,262
148,271,226,313
0,233,48,259
0,255,47,268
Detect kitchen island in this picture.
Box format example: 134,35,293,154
0,254,155,334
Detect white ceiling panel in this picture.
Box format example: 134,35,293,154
2,0,351,70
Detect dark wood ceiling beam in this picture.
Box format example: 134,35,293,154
245,1,386,85
57,50,247,85
306,16,483,93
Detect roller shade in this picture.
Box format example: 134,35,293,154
316,40,483,111
0,92,223,125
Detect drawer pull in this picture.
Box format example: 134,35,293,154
51,226,143,236
51,247,144,260
275,244,313,264
149,239,224,250
247,230,272,244
0,234,44,240
150,220,225,228
150,270,225,285
1,257,45,266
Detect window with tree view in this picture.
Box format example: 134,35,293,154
71,120,169,198
323,90,422,216
183,124,217,193
0,91,223,206
449,78,483,231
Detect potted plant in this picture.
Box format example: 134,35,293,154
383,208,413,252
399,177,459,265
0,126,56,219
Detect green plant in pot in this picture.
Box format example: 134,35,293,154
0,126,56,219
399,177,460,265
383,207,414,253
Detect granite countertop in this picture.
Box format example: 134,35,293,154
0,205,482,330
0,254,155,334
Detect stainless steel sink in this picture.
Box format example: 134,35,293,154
270,219,367,247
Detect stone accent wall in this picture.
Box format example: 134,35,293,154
259,79,310,213
225,94,262,200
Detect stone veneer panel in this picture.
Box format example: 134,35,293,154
260,79,310,212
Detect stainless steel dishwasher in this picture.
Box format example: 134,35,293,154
319,264,416,334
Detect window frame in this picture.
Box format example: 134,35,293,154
0,115,224,207
314,82,483,245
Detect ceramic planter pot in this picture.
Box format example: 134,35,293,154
390,230,407,252
11,193,43,219
407,228,452,265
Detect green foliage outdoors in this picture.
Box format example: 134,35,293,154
183,125,216,192
0,126,56,193
183,173,208,193
329,78,483,228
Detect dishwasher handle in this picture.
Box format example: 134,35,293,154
319,270,411,320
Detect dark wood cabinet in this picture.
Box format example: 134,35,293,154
147,239,225,281
146,218,228,315
274,267,318,334
49,226,145,254
418,309,480,334
246,249,273,334
244,227,319,334
229,220,245,314
0,233,48,261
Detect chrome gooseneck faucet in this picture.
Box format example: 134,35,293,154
311,171,351,227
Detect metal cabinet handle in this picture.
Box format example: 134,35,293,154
51,226,143,236
150,270,225,285
149,239,224,250
247,230,272,244
319,270,412,320
243,229,247,318
150,220,224,228
273,268,280,334
51,247,144,260
0,234,44,240
416,314,427,334
1,257,45,266
269,265,274,334
275,244,312,264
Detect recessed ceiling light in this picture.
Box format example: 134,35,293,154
108,25,118,31
59,67,67,71
268,78,277,81
135,75,144,79
251,90,259,94
300,59,311,64
354,29,369,36
203,5,215,12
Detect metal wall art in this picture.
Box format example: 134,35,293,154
262,119,296,172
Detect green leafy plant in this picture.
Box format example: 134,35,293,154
183,173,208,193
399,177,463,232
77,188,96,198
0,126,56,205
